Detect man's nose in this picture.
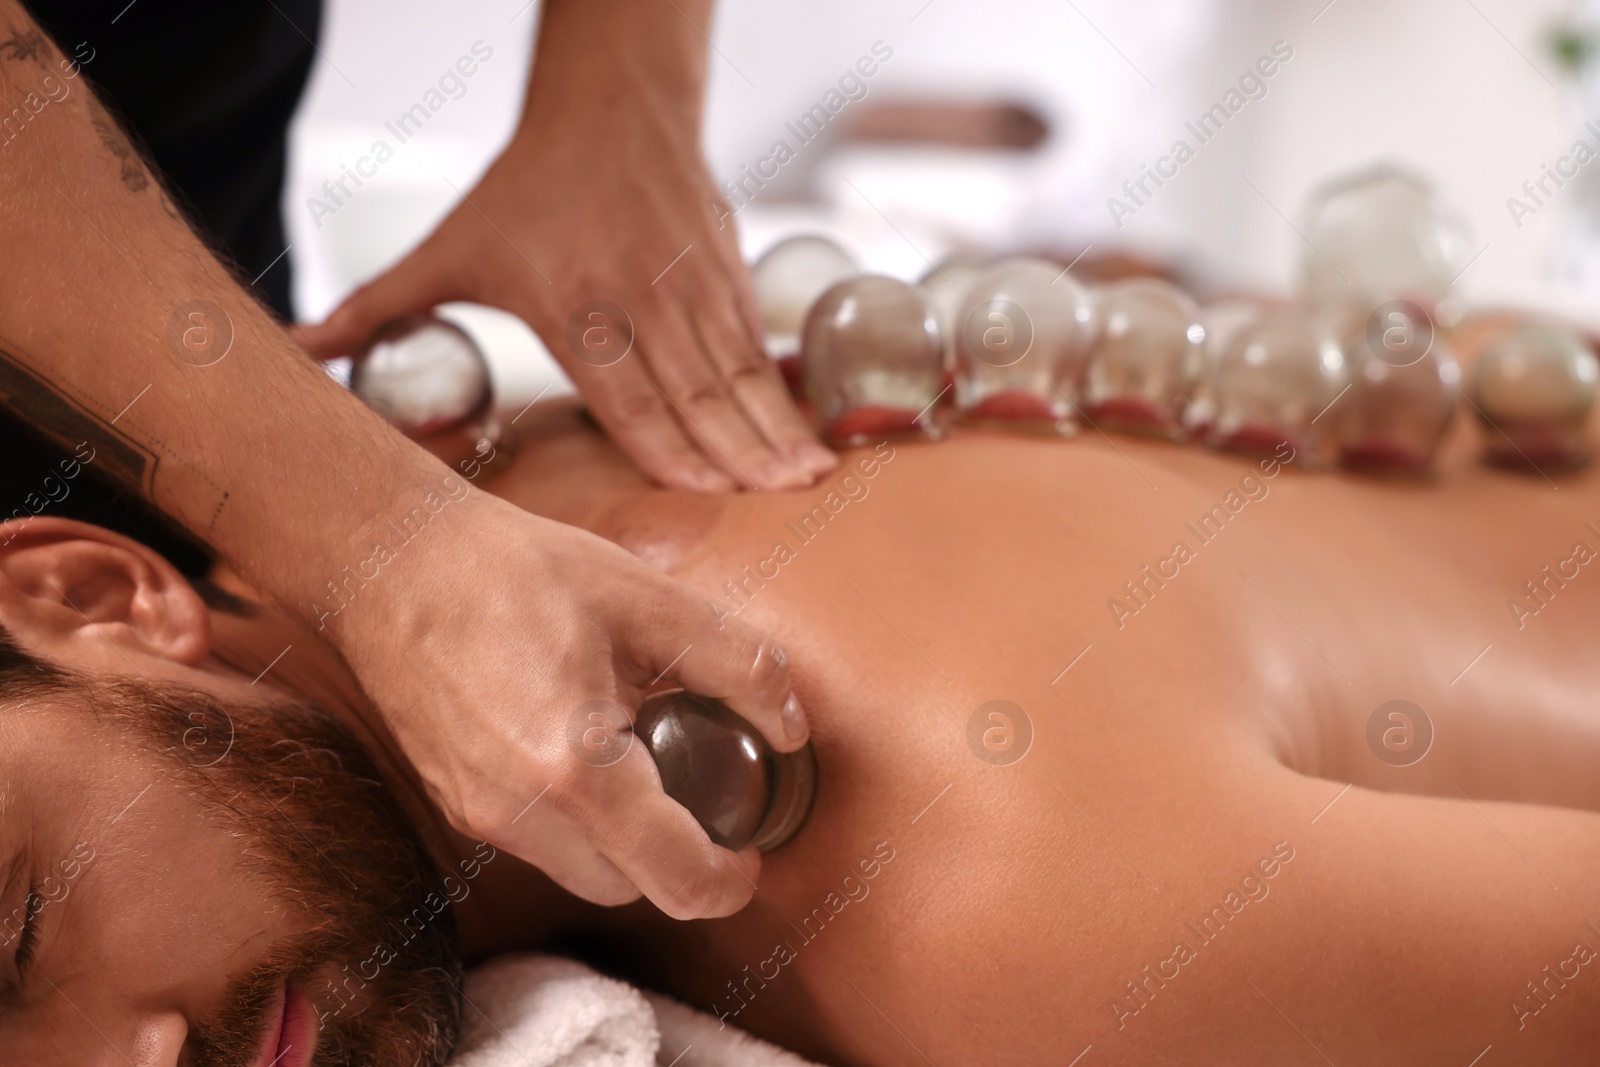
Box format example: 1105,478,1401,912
37,1008,188,1067
128,1013,189,1067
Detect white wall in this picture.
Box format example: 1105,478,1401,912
1185,0,1574,307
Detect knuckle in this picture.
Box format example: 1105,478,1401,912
722,354,770,385
639,284,677,314
610,388,669,425
747,636,791,694
452,792,514,843
544,760,591,807
640,592,687,636
675,380,729,412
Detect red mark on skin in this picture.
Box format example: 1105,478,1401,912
1086,395,1176,432
1485,422,1589,469
823,406,928,443
1219,425,1302,457
1339,437,1430,474
966,390,1060,423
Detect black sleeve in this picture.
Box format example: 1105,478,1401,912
22,0,322,319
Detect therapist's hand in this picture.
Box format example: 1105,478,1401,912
344,490,810,918
297,0,836,493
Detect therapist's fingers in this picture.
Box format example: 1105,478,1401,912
702,188,768,348
560,350,736,493
679,223,836,474
501,801,643,907
555,741,761,920
633,300,812,491
621,597,810,754
725,239,770,351
685,283,836,476
295,240,467,358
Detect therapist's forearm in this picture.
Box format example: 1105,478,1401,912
520,0,712,139
0,5,445,614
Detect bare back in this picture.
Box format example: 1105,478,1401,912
486,402,1600,1065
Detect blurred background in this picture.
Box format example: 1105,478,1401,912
285,0,1600,403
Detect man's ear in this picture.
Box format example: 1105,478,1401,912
0,517,211,666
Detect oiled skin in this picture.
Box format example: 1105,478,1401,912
468,392,1600,1066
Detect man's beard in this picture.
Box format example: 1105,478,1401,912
94,675,464,1067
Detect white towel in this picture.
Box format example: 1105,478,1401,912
450,954,824,1067
645,991,822,1067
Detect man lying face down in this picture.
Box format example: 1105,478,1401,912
0,518,465,1066
13,392,1600,1066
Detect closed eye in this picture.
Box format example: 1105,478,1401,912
14,886,40,975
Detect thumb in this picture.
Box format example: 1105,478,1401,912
296,245,467,358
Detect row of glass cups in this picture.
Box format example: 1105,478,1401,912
752,235,1599,474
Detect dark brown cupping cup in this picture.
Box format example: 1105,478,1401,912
635,690,816,852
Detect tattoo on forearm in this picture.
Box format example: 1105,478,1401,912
89,103,150,193
0,26,46,64
0,344,233,530
0,347,233,532
1,19,143,196
0,346,156,496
